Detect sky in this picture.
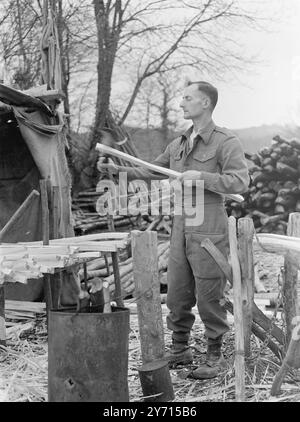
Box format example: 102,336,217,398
210,0,300,129
66,0,300,132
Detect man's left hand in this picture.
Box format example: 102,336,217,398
177,170,202,182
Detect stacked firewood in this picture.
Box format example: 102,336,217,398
226,135,300,234
79,240,170,298
72,188,173,235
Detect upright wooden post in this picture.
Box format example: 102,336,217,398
283,213,300,346
238,218,255,358
0,285,5,346
106,214,123,307
40,180,52,312
132,230,165,364
228,216,245,402
50,186,62,309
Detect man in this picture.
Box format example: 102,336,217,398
99,81,249,379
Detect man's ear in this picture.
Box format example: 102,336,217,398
203,96,210,109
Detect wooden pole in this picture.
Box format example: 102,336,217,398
283,213,300,346
271,323,300,396
132,230,165,364
201,237,284,349
40,180,50,245
228,216,245,402
111,252,124,307
0,285,6,346
238,218,255,358
50,186,61,309
40,180,52,312
96,143,244,203
51,186,59,239
224,300,283,360
0,190,40,241
106,204,124,307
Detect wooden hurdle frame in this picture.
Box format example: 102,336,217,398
131,214,300,401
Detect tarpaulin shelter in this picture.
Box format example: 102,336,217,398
0,83,74,300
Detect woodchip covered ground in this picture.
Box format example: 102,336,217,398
1,244,300,402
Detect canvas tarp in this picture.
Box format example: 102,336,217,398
0,106,74,241
0,85,75,301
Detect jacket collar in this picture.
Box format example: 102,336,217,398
181,120,216,145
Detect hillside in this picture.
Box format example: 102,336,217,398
69,123,300,185
127,124,300,161
233,124,300,154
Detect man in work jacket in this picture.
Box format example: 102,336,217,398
99,81,249,379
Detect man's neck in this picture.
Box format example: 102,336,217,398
192,114,213,133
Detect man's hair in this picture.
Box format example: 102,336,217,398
187,81,218,110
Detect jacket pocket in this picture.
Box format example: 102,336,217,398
193,148,217,163
185,232,228,279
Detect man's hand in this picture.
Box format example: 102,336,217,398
177,170,202,182
97,156,118,175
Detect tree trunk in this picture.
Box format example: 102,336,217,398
57,0,71,128
90,0,121,153
79,0,122,190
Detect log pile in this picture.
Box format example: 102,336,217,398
226,135,300,234
72,190,173,236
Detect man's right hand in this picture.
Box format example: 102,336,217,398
97,157,119,175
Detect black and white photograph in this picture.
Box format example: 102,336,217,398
0,0,300,406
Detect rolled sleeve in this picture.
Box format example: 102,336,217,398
200,136,250,194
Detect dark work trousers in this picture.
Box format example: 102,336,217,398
166,198,230,344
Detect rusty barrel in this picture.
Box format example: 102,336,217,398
48,306,130,402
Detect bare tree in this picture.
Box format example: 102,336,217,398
89,0,264,151
0,0,96,121
0,0,43,89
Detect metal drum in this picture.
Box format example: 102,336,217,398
48,306,130,402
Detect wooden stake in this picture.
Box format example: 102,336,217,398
111,252,124,307
271,323,300,396
40,180,50,246
50,186,62,310
238,218,255,358
228,216,245,402
202,237,285,348
0,190,40,242
103,281,112,313
106,208,124,307
51,186,59,240
132,230,165,364
0,285,5,346
283,213,300,346
40,180,52,311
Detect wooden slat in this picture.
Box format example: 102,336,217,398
5,300,46,313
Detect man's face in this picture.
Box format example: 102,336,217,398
179,84,210,120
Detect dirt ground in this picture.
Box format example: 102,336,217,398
1,244,300,403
